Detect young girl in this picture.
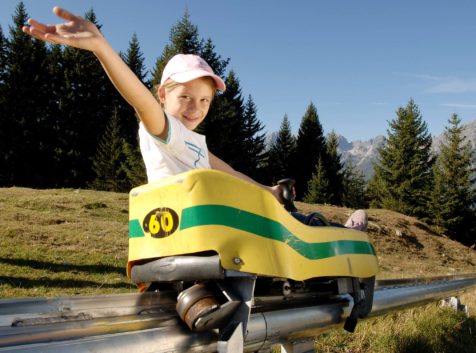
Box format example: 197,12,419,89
23,7,367,231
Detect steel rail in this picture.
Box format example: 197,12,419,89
375,272,476,288
0,274,475,353
0,292,177,327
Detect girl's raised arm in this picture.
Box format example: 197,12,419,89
23,7,166,137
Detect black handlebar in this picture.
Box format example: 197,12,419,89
277,178,297,212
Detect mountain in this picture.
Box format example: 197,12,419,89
337,135,385,180
264,131,279,149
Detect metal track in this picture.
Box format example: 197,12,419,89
1,274,476,352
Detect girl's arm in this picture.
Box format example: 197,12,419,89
23,7,166,138
209,152,283,202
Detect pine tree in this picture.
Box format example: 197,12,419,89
90,109,129,192
150,10,202,87
342,160,368,209
118,33,147,146
293,102,328,200
203,70,246,168
123,33,147,84
122,140,147,188
428,161,448,232
370,99,434,218
239,95,267,180
326,131,344,205
108,33,148,189
1,2,52,187
304,157,333,204
0,25,6,82
266,114,296,183
427,114,476,245
200,38,229,78
42,43,67,187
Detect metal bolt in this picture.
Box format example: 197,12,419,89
282,281,291,296
233,257,242,265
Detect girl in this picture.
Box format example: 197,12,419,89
22,6,283,199
23,7,367,231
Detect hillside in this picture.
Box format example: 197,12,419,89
297,202,476,278
1,186,475,299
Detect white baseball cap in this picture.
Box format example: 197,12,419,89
160,54,226,91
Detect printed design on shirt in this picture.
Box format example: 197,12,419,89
185,141,205,167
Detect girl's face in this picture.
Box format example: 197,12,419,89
159,78,215,131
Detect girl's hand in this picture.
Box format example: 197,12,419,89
22,7,104,51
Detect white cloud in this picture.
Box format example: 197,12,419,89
394,72,442,81
440,103,476,109
425,78,476,94
394,72,476,94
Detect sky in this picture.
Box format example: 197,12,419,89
1,1,476,141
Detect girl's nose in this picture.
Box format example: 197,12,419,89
187,99,198,112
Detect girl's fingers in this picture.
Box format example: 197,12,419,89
23,25,61,45
22,27,47,42
23,24,47,38
21,26,32,35
27,19,56,33
27,27,49,41
53,6,78,22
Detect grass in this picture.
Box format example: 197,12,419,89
0,187,135,297
1,187,476,352
314,299,476,353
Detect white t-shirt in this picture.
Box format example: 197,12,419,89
139,114,211,183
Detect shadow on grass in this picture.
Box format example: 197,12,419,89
395,315,476,353
0,257,126,276
414,221,441,237
0,275,135,290
399,232,424,250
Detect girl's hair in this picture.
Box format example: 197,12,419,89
160,79,181,93
160,76,217,94
156,77,218,107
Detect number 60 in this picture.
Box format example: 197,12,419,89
142,207,179,238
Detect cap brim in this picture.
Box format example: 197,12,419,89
170,70,226,91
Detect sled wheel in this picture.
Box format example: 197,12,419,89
176,283,219,330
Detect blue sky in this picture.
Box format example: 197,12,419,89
1,1,475,141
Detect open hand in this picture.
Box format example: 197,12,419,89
22,6,104,51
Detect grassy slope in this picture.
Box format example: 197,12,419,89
0,187,134,297
0,187,475,351
297,202,476,278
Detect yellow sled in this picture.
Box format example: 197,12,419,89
127,169,378,281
